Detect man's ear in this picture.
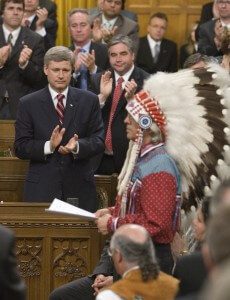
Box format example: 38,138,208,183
44,65,48,75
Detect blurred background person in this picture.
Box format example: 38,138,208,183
0,225,26,300
179,21,199,68
136,12,178,74
22,0,58,51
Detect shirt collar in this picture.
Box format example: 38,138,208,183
114,64,135,88
102,14,118,29
48,85,69,106
74,40,91,53
147,34,161,49
140,142,164,157
220,20,230,29
2,24,21,45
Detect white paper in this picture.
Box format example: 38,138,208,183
45,198,97,220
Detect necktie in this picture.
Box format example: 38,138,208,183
105,77,124,153
56,94,65,125
7,33,13,47
154,43,160,63
79,48,88,90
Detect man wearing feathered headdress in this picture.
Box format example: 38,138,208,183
49,62,230,300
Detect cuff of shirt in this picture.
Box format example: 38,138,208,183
44,141,54,155
19,60,29,70
36,27,46,37
71,141,79,155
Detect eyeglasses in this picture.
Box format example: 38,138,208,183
217,0,230,5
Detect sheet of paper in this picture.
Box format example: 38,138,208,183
45,198,97,220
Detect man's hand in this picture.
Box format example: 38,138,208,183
92,275,113,296
81,50,96,73
96,214,112,235
36,7,48,29
18,45,32,67
101,26,118,43
0,45,11,67
95,208,110,218
58,134,78,155
124,79,137,100
92,18,103,42
100,71,113,100
50,125,65,152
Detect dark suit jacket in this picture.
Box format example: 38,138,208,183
70,41,110,89
200,2,214,24
198,19,221,56
136,36,178,74
90,66,149,173
179,44,197,68
14,86,104,212
173,251,207,297
91,13,139,52
29,14,57,50
0,26,46,119
0,225,26,300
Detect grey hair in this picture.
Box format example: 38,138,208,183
108,35,135,53
149,122,163,143
44,46,75,67
111,233,159,281
67,8,90,22
210,179,230,215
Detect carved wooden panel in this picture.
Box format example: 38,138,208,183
0,203,102,299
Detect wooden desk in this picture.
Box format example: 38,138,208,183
0,203,102,300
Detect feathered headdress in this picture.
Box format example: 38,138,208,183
118,63,230,209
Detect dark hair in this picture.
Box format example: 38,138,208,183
149,12,168,23
183,53,214,68
0,0,24,14
221,28,230,55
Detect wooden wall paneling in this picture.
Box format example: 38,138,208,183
0,203,101,299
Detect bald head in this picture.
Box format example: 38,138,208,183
113,224,148,244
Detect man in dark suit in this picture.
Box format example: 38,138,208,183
22,0,57,51
198,0,230,56
91,35,149,175
89,0,138,22
0,225,26,300
136,12,178,74
68,8,109,90
0,0,45,119
14,46,104,211
90,0,139,52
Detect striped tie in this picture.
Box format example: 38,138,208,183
56,93,65,125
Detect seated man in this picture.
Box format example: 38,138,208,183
0,225,26,300
96,224,179,300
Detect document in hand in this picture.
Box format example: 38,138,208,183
45,198,97,221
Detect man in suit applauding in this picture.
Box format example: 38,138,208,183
136,12,178,74
14,46,104,211
0,0,45,119
68,9,109,90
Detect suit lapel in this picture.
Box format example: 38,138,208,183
0,26,6,46
63,87,78,130
144,37,155,67
41,87,59,126
10,27,25,59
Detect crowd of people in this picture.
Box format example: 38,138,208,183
1,0,230,299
